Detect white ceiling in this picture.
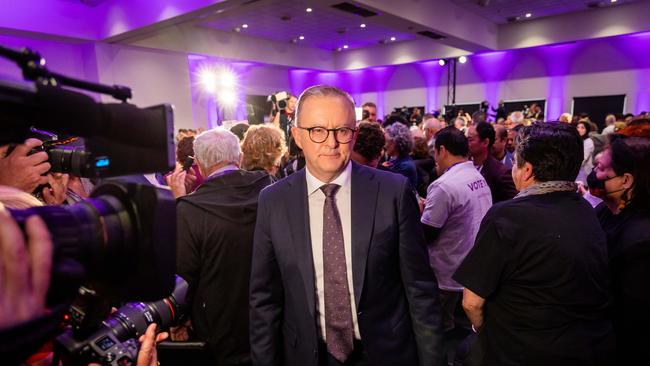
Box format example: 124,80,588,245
199,1,417,51
450,0,638,24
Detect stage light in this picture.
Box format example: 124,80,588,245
218,90,237,107
610,0,617,2
439,59,446,66
343,45,349,49
199,68,218,93
360,23,366,28
525,13,532,18
217,69,237,89
458,56,467,64
306,7,312,12
390,36,396,41
299,35,305,40
242,24,248,29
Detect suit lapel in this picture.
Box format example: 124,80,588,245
285,170,316,318
350,162,378,309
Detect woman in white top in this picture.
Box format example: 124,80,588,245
576,120,594,183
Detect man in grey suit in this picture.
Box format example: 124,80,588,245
250,85,443,366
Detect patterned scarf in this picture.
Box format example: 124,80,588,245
515,180,578,199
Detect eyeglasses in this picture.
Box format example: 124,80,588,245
297,126,357,144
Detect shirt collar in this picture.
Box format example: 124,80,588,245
305,160,352,196
207,164,239,180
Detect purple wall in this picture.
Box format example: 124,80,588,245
289,31,650,117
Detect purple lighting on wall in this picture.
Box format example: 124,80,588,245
470,51,514,110
415,60,443,114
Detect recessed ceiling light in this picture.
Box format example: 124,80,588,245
299,35,305,40
343,45,349,49
306,7,312,12
525,13,532,18
242,24,248,29
458,55,468,64
360,23,366,28
390,36,396,41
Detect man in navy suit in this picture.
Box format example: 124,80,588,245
250,85,443,366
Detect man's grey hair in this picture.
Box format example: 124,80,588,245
385,122,413,157
193,127,241,168
423,117,443,130
294,85,356,126
510,111,524,123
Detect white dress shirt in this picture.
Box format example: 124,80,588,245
305,162,361,340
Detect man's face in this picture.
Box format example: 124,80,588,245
467,126,487,158
292,95,356,183
506,129,517,153
492,127,506,156
363,106,377,122
286,96,298,113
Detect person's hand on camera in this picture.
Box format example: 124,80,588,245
170,319,192,341
0,212,52,330
42,173,70,205
0,139,50,193
137,323,168,366
165,163,187,199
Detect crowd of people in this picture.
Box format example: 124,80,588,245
1,84,649,366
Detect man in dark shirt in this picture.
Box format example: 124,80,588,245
176,128,273,365
454,122,615,366
468,122,517,203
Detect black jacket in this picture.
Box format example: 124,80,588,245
480,155,517,203
176,170,273,365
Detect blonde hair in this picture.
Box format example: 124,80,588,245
0,186,43,210
241,124,287,172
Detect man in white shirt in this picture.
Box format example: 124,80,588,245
421,126,492,332
250,85,443,366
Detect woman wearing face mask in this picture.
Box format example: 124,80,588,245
593,135,650,363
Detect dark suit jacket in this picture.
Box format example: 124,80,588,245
177,170,274,365
480,155,517,203
250,162,443,366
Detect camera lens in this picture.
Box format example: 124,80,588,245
278,99,287,110
47,147,94,177
8,181,177,302
102,276,187,341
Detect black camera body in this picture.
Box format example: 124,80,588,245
56,276,188,366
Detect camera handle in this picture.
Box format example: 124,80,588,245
0,45,132,102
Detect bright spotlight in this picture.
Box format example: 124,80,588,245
218,69,238,89
390,36,396,41
458,56,467,64
199,68,218,93
218,90,238,107
439,59,446,66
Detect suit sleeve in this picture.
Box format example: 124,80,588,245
249,190,284,366
176,201,201,306
499,169,518,201
397,177,445,366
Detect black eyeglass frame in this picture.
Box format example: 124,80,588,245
296,126,358,144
